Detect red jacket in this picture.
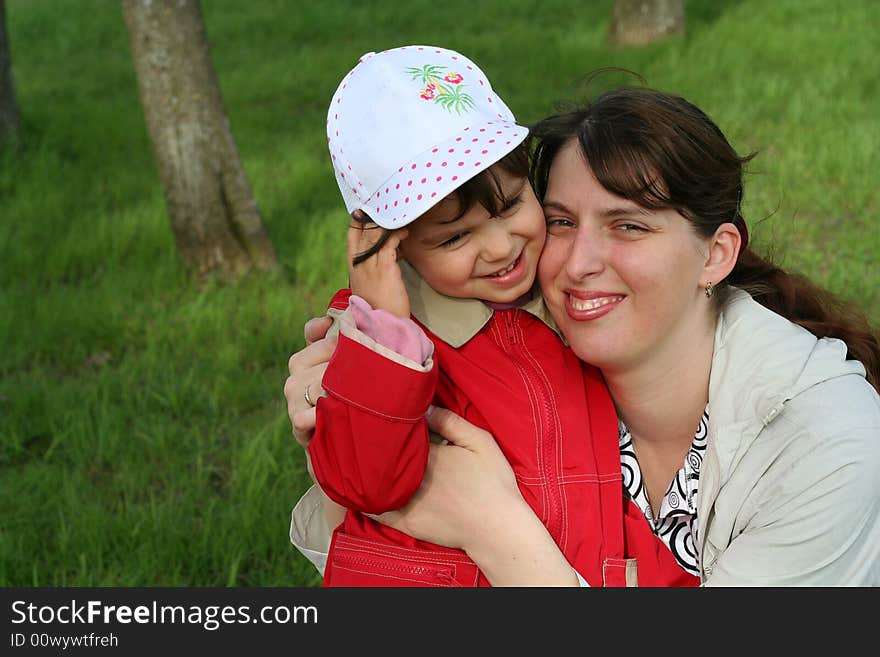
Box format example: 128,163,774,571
309,282,698,587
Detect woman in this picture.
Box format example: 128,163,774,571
286,85,880,585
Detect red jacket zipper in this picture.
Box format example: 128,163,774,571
496,309,564,544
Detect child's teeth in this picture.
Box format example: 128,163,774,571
491,259,517,277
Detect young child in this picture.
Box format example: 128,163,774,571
300,45,698,587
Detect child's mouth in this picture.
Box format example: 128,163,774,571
482,253,527,286
486,255,521,278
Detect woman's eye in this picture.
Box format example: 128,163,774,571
545,217,575,232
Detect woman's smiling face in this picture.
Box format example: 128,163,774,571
537,139,715,373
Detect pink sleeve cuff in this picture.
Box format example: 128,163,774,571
349,295,433,364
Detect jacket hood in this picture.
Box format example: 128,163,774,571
706,288,867,485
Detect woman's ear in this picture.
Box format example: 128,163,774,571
702,222,741,287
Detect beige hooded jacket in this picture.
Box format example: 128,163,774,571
695,289,880,584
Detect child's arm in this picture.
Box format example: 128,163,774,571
305,220,435,514
307,290,438,515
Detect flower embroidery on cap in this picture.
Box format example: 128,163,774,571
406,64,475,115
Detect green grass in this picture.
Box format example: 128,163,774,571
2,0,877,585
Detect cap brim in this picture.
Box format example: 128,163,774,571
358,119,529,230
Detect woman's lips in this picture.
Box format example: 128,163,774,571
565,292,624,320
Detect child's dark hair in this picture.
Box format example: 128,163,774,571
351,143,530,265
529,84,880,390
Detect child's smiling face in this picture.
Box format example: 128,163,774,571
398,167,546,304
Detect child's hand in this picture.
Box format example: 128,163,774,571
347,216,411,319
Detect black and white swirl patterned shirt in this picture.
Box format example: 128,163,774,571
619,406,709,576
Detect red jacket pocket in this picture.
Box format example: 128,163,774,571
324,531,481,587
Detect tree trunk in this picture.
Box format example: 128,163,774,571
122,0,277,277
609,0,686,46
0,0,20,144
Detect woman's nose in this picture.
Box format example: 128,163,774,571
564,224,604,280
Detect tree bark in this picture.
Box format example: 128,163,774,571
0,0,20,144
122,0,277,277
609,0,686,46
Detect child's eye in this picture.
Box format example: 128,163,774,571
495,194,523,217
439,232,466,248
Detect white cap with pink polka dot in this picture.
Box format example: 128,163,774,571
326,45,529,229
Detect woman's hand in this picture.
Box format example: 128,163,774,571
369,407,522,551
284,317,335,448
284,315,346,528
371,408,580,586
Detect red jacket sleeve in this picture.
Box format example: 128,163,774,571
308,293,438,515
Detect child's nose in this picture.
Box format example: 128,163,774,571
481,223,516,263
